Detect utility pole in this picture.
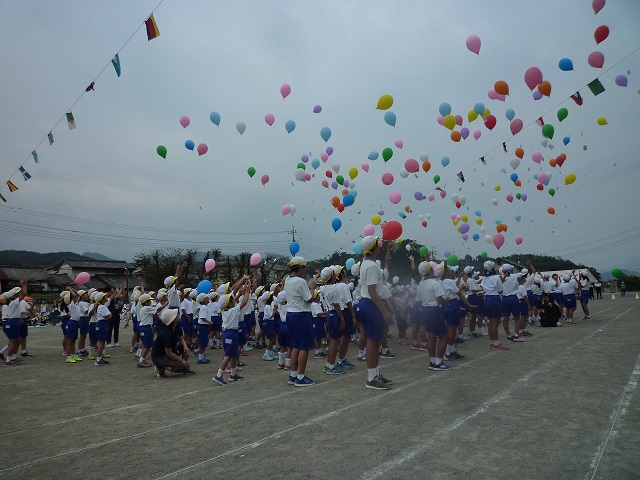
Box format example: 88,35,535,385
290,225,297,242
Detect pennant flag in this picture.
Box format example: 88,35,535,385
0,192,6,203
32,150,39,164
480,156,486,165
535,117,545,127
112,54,121,77
457,172,465,182
145,13,160,41
588,78,605,96
570,91,583,106
19,166,31,181
502,142,507,153
66,112,76,130
85,82,95,92
435,187,444,192
48,131,54,145
7,180,18,192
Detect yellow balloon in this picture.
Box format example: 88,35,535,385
453,219,459,226
468,110,478,123
476,217,483,225
443,114,456,130
597,117,608,125
461,214,468,222
482,108,491,118
349,167,359,180
494,185,501,191
565,173,576,185
377,94,394,110
397,237,403,243
456,225,461,232
372,214,381,225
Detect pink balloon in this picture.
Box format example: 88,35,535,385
493,233,505,250
524,66,543,91
515,237,523,245
488,89,499,100
321,153,329,162
404,159,419,173
382,173,394,186
304,173,311,181
74,272,90,284
450,213,457,220
363,224,375,236
180,115,190,128
537,172,548,184
389,191,402,204
496,94,506,102
440,190,447,199
427,193,435,202
588,51,605,68
466,34,481,55
395,139,404,149
532,151,542,163
510,118,523,135
197,143,208,156
264,113,275,126
506,194,514,203
205,259,216,273
455,115,463,126
437,115,444,126
281,204,291,216
250,253,262,266
473,130,481,140
261,174,269,186
592,0,606,14
322,179,329,188
361,162,370,172
280,83,291,99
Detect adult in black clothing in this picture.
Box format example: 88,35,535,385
107,285,125,346
151,309,195,378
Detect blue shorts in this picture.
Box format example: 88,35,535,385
423,306,447,337
285,311,314,350
467,294,485,315
19,319,29,338
443,299,462,327
519,299,529,317
312,316,326,339
484,295,503,319
66,321,79,340
396,310,408,331
211,315,222,332
180,314,194,334
553,292,564,307
97,320,109,342
238,321,247,346
197,323,210,349
88,322,98,343
2,318,21,340
222,329,239,357
131,316,139,334
263,319,276,340
278,322,290,348
564,294,577,309
258,311,265,330
60,318,69,336
580,290,590,304
528,293,539,308
358,298,385,341
139,325,154,348
326,311,344,340
245,312,256,328
501,295,520,319
411,302,425,327
341,309,355,336
79,316,90,335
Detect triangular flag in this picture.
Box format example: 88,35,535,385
480,156,486,165
0,192,6,203
145,13,160,41
502,142,507,153
19,166,31,181
66,112,76,130
7,180,18,192
457,172,465,182
112,54,121,77
48,131,54,145
85,82,95,92
32,150,39,164
570,91,583,106
587,78,605,96
535,117,545,127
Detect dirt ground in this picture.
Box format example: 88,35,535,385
0,296,638,480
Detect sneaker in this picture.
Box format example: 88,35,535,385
20,352,33,357
283,364,291,370
489,343,509,350
366,375,390,390
357,355,367,361
314,351,327,359
567,320,577,324
224,366,231,374
521,331,533,337
137,361,152,368
273,346,281,353
378,374,393,385
228,373,243,382
95,359,110,366
73,355,83,361
444,351,465,360
243,345,254,351
129,347,135,353
4,360,19,367
323,365,346,375
134,355,140,360
106,343,114,348
337,359,355,369
411,344,423,351
65,357,78,364
398,338,411,345
277,363,285,369
295,376,317,387
101,354,111,358
379,350,396,359
87,354,95,360
253,343,265,350
287,375,297,385
212,375,227,386
507,335,525,343
62,351,68,356
431,362,452,371
262,353,275,361
197,358,211,364
78,350,89,357
113,343,120,347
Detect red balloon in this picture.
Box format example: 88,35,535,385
594,25,609,44
337,204,345,213
421,221,428,228
382,220,403,241
536,184,544,191
325,171,332,178
484,115,497,130
455,201,462,209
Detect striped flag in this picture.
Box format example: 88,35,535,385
0,192,6,203
6,180,18,192
145,13,160,41
570,91,583,106
67,112,76,130
112,54,121,77
32,150,39,164
48,131,54,145
19,166,31,181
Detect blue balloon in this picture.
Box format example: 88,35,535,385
441,156,450,167
320,127,332,142
515,215,522,222
473,233,480,241
533,173,538,180
289,241,300,256
185,140,194,151
439,102,452,117
345,258,355,271
311,158,320,169
352,242,362,254
384,111,396,127
559,58,574,72
474,103,485,115
495,219,502,225
510,173,518,182
475,210,482,217
505,109,516,121
563,136,570,146
285,120,296,133
343,193,355,207
350,189,357,198
197,280,212,294
331,217,342,232
209,112,221,126
368,151,379,161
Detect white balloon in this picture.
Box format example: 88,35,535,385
405,244,411,252
419,154,429,162
349,182,356,188
418,214,424,221
480,227,486,233
289,204,296,216
491,198,498,206
451,193,459,202
295,169,305,181
541,139,548,148
510,158,520,170
236,121,246,135
332,163,340,173
426,213,432,220
399,169,409,178
392,276,400,284
458,194,466,205
485,235,493,243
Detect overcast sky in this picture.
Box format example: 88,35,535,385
1,0,639,272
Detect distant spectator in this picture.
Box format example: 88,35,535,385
106,286,124,347
594,281,602,299
620,281,627,297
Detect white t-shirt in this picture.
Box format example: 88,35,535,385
69,301,81,321
516,285,528,300
19,299,31,318
560,279,578,295
502,276,519,296
283,276,312,312
552,279,563,294
277,301,288,322
323,284,342,311
167,286,180,308
337,282,352,309
257,294,266,313
2,304,10,320
97,304,110,321
139,305,157,326
193,302,201,320
481,276,504,296
543,279,554,294
580,278,590,291
467,278,481,294
198,302,211,324
208,301,221,317
416,278,445,307
7,298,21,319
311,302,323,317
263,304,275,320
360,259,383,300
531,280,542,295
524,275,535,290
181,298,193,316
440,279,459,301
79,301,89,317
89,304,98,323
352,285,362,305
222,305,242,330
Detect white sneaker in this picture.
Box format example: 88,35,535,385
113,343,120,347
106,343,114,348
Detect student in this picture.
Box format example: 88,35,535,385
137,293,163,367
94,292,113,366
180,287,195,349
196,293,212,364
127,286,142,354
261,292,278,362
441,265,475,360
551,274,565,317
516,274,532,337
560,272,579,324
65,287,85,363
480,261,509,350
151,309,195,378
254,286,267,349
579,272,591,320
464,267,485,337
58,292,71,356
334,265,358,369
323,266,347,375
2,279,28,366
311,288,327,358
76,289,91,357
500,264,525,343
87,292,99,360
276,290,293,372
208,291,222,349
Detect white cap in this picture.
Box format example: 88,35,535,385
157,291,167,301
207,292,218,300
319,267,333,283
521,268,529,274
189,290,198,299
164,276,177,287
351,262,360,277
288,256,307,267
450,265,459,274
361,236,378,254
484,260,495,271
218,283,230,295
331,265,344,278
418,261,431,276
159,309,179,326
139,293,153,304
196,293,207,303
131,290,141,302
464,266,474,275
218,294,231,310
562,273,571,281
502,264,513,272
7,287,21,299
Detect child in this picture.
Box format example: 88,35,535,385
65,287,85,363
95,292,113,366
311,289,327,359
516,274,532,337
196,292,212,364
334,265,358,370
579,272,591,320
2,279,28,366
261,292,277,362
480,261,509,351
208,291,222,349
254,286,267,349
180,287,195,349
441,265,475,361
138,293,166,367
276,291,293,373
560,272,579,324
500,264,525,343
58,292,71,356
77,289,91,356
323,266,347,375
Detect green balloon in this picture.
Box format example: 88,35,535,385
156,145,167,158
612,268,622,279
549,188,555,196
297,162,306,170
481,251,488,259
382,148,393,162
447,254,458,266
515,193,521,199
557,108,568,122
419,246,428,257
247,167,256,177
336,175,344,185
433,175,441,184
542,124,555,139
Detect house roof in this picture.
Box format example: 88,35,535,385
0,267,53,282
56,259,133,270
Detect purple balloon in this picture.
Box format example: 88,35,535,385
378,210,385,216
331,181,338,189
326,146,334,155
462,233,469,241
521,193,528,202
615,75,628,87
414,191,424,201
343,179,350,188
444,250,451,258
313,105,322,113
301,154,309,163
460,223,470,234
460,127,470,140
533,90,543,100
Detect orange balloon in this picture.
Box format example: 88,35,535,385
331,196,340,208
404,205,412,213
515,147,524,159
494,80,509,96
422,161,431,173
496,223,508,233
342,188,350,195
538,80,552,97
549,158,557,168
515,179,522,187
547,207,555,215
559,153,567,160
450,130,461,142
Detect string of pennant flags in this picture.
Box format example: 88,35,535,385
0,3,164,204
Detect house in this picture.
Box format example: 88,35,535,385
51,259,134,279
0,267,71,294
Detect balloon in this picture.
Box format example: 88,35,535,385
615,75,628,87
197,143,208,156
459,223,470,234
565,173,576,185
236,121,246,135
295,169,305,181
382,220,402,241
433,175,441,184
482,107,491,117
421,161,431,174
437,115,444,126
309,158,319,170
542,124,555,139
450,131,461,142
336,175,344,185
484,115,496,130
491,198,498,206
156,145,167,158
247,167,256,177
474,103,485,115
320,127,332,142
313,105,322,113
331,181,338,189
261,174,269,186
382,148,393,162
557,108,568,122
439,102,452,116
446,254,459,267
515,215,522,222
548,188,556,196
494,80,509,96
612,268,622,279
209,111,221,126
559,58,574,71
371,214,381,225
510,170,519,181
359,162,369,174
265,113,275,126
289,204,297,216
380,173,393,186
594,25,609,44
515,237,523,246
248,253,262,266
377,94,394,110
532,151,543,163
597,117,608,125
524,66,543,91
468,110,478,123
593,0,606,14
197,280,212,295
343,194,355,207
533,90,543,101
466,35,481,55
493,233,505,250
401,159,418,174
205,259,216,273
537,172,548,185
185,140,194,151
346,258,356,271
180,115,190,128
538,80,552,97
455,115,463,126
395,139,404,149
289,242,300,256
331,218,342,232
441,156,450,167
510,119,523,135
460,127,470,140
563,136,570,146
547,207,556,215
346,167,357,180
281,204,291,216
384,111,397,127
353,242,362,254
421,221,428,228
285,120,296,133
443,114,456,130
74,272,90,284
588,51,605,68
389,191,402,204
549,158,557,168
368,151,379,161
505,109,515,121
506,194,513,203
473,130,481,140
515,148,524,159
